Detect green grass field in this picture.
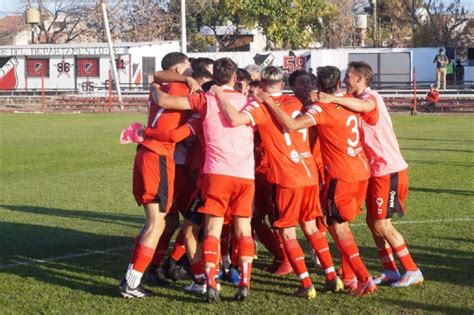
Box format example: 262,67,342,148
0,113,473,314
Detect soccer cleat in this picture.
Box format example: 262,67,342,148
373,270,401,285
353,277,377,296
293,285,317,300
227,267,241,285
234,286,250,301
145,270,170,286
119,277,153,299
324,277,344,293
184,281,207,294
343,277,358,291
391,269,424,288
206,286,221,304
273,261,293,276
264,260,281,273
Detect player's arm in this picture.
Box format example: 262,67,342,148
261,91,314,131
211,85,251,127
153,70,201,93
143,123,195,143
315,91,376,113
150,83,190,110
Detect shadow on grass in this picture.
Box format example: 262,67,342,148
400,147,473,154
406,159,474,168
410,187,474,196
1,204,143,227
380,298,473,314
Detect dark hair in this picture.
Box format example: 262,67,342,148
201,80,215,92
213,58,237,86
236,68,251,83
191,57,214,70
261,66,283,83
347,61,374,86
316,66,341,94
161,52,188,70
288,69,310,87
191,65,212,80
249,80,260,87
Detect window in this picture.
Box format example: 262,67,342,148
26,58,49,77
76,58,100,77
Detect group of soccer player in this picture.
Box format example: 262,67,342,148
118,51,424,303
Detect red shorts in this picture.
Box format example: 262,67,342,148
273,185,322,228
366,169,408,221
322,177,368,224
169,164,197,215
253,172,275,220
199,174,254,219
132,146,174,212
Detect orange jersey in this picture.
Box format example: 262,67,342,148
254,132,271,176
140,82,190,157
304,99,370,182
243,94,319,188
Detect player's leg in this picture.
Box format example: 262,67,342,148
182,218,207,293
202,214,224,302
234,215,255,301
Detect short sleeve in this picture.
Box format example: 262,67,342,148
304,104,324,126
187,93,207,114
360,95,379,126
242,100,267,127
167,83,190,97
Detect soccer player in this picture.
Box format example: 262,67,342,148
118,52,191,298
264,66,376,296
153,58,256,303
213,66,343,298
316,61,423,287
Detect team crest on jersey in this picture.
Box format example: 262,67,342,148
376,197,384,215
346,146,362,157
290,149,300,163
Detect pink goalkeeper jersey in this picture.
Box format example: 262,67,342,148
187,86,255,179
358,88,408,177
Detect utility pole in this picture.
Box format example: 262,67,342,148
100,0,123,109
181,0,186,54
372,0,377,47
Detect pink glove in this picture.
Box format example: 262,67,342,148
120,122,144,144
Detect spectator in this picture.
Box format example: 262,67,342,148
433,48,449,90
455,59,465,86
425,85,439,113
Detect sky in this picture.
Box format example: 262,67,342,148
0,0,473,18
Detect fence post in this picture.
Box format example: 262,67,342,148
41,70,45,113
108,70,112,112
411,67,417,116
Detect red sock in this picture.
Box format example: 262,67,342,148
132,243,155,273
307,231,336,281
129,235,141,264
238,236,255,288
191,261,205,283
253,220,285,262
338,237,370,282
202,235,220,289
170,231,186,261
335,240,355,280
283,238,312,288
220,224,231,257
151,229,174,266
231,233,239,266
377,247,398,272
393,244,418,271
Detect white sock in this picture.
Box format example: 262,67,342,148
125,268,143,289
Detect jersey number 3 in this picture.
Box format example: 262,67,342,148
346,115,360,147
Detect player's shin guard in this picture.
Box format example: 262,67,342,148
306,230,337,281
202,236,220,289
283,238,312,288
237,236,255,288
377,247,398,272
170,231,186,261
393,244,418,272
129,235,142,266
338,237,370,282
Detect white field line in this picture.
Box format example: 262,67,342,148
0,217,472,270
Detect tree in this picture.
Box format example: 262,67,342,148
413,0,472,48
224,0,333,49
319,0,354,48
